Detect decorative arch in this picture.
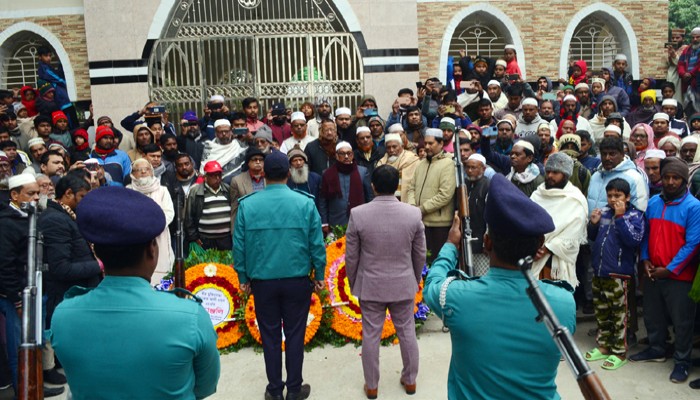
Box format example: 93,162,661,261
0,22,77,101
559,3,639,79
438,3,527,82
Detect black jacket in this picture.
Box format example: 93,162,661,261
38,201,101,327
184,182,231,243
0,204,29,303
304,140,336,176
467,177,490,253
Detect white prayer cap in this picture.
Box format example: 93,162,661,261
563,94,578,103
591,77,606,86
513,140,535,154
214,119,231,128
27,138,45,148
521,97,538,107
425,128,443,139
8,174,36,190
681,136,700,146
440,117,456,126
458,129,472,142
84,158,99,166
335,107,351,117
604,125,622,136
209,94,225,103
290,112,306,123
692,27,700,36
487,80,501,87
335,141,352,152
652,112,670,122
575,83,589,91
644,149,666,160
384,133,402,144
504,44,516,50
496,119,514,130
614,54,627,62
468,153,486,166
387,123,404,133
356,126,370,134
662,98,678,108
21,168,36,178
495,59,507,68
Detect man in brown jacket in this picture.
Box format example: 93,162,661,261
345,165,426,399
375,132,419,203
407,128,456,261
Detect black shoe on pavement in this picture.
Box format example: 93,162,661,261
43,368,67,385
670,363,690,383
629,348,667,363
264,390,283,400
690,378,700,389
582,302,594,315
44,385,65,397
286,384,310,400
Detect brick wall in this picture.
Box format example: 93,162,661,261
417,0,669,81
0,15,91,100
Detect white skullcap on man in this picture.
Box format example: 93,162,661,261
692,27,700,36
335,141,352,152
614,54,627,62
468,153,486,166
210,94,225,103
575,83,589,91
384,134,402,144
681,136,700,146
604,125,622,136
27,138,45,148
662,99,678,108
487,80,501,87
652,113,670,122
387,123,404,133
504,44,516,50
356,126,370,134
8,174,36,190
335,107,351,117
563,94,578,103
214,119,230,128
290,112,306,123
521,98,538,107
425,128,443,139
513,140,535,154
644,149,666,160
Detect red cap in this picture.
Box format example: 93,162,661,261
95,125,115,142
203,161,223,174
51,111,68,125
73,128,89,140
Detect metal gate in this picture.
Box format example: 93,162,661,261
148,33,364,118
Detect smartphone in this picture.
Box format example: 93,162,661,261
444,105,456,114
397,97,411,106
542,93,557,101
148,106,165,114
233,127,248,136
208,102,223,110
416,81,423,90
364,108,378,118
508,74,520,81
664,42,678,50
460,80,475,90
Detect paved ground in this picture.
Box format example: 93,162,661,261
48,313,699,399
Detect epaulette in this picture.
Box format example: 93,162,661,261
238,191,260,202
64,286,93,299
446,269,480,281
160,288,203,303
541,279,575,293
291,188,315,199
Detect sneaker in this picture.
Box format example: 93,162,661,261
286,384,310,400
629,348,666,363
43,385,65,397
43,368,67,385
670,363,690,383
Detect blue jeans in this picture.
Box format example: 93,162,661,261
0,298,20,389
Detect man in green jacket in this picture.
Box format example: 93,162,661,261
233,150,326,400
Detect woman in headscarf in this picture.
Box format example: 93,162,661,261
629,123,655,169
126,158,175,285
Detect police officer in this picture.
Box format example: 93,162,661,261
49,187,220,399
424,174,576,399
233,150,326,400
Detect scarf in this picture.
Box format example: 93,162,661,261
93,145,114,156
320,138,336,157
321,161,364,212
153,162,166,178
507,162,540,184
200,139,245,177
130,175,161,194
56,200,76,220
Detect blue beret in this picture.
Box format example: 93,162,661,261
485,174,554,236
76,187,166,246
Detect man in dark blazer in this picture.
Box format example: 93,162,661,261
345,165,426,399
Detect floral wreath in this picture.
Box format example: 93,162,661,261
245,292,323,350
325,237,423,341
185,263,244,349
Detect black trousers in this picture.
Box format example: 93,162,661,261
251,277,312,396
425,226,450,263
200,234,232,251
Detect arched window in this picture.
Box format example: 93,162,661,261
448,15,507,60
569,17,620,71
0,32,57,90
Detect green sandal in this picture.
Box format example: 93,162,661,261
584,348,608,361
601,355,628,370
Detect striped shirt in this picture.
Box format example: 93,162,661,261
199,184,232,236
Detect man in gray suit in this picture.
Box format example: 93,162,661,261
345,165,426,399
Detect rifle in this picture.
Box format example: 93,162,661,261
18,202,43,400
453,130,474,276
173,188,186,297
518,256,611,400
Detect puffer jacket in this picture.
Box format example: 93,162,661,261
407,151,456,227
587,157,649,214
588,205,644,277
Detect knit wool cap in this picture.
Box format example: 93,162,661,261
641,90,656,103
545,152,574,178
255,125,273,143
287,146,307,162
559,134,581,151
95,125,115,142
51,111,68,125
244,147,265,164
439,117,456,131
27,138,45,148
661,156,689,182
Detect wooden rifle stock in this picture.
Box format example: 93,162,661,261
453,130,474,275
18,348,42,400
578,373,611,400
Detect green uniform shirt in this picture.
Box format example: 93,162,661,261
233,184,326,283
50,276,220,400
424,244,576,400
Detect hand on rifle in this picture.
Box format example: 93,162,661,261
447,212,462,248
314,280,325,293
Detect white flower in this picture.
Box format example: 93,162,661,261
204,264,217,277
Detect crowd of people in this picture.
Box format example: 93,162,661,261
0,25,700,399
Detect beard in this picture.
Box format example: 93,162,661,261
387,155,399,164
290,164,309,184
272,117,286,126
38,193,55,211
467,174,483,182
134,177,154,186
0,176,9,188
163,149,179,160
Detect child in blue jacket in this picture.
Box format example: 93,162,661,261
585,178,644,370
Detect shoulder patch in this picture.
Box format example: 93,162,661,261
64,286,93,299
292,188,315,199
238,191,260,202
160,288,203,303
541,279,575,293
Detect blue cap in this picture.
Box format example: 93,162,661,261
264,149,289,177
76,187,166,245
485,174,554,236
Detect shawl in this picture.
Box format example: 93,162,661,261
321,161,365,212
200,139,246,178
507,162,540,184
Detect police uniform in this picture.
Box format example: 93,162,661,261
49,187,220,400
424,174,576,400
233,150,326,400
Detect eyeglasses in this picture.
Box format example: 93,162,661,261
133,168,151,174
337,151,353,158
631,134,647,139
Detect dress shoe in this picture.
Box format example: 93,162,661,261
43,368,67,385
43,385,65,397
285,383,310,400
400,379,416,395
264,390,283,400
364,384,378,399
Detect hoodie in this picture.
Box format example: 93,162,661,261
20,86,38,117
587,157,649,214
568,60,588,86
514,113,543,138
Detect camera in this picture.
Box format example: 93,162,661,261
147,106,165,114
233,127,248,136
364,108,378,118
208,102,223,110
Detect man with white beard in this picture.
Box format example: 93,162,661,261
35,173,55,211
286,146,321,213
375,130,419,202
